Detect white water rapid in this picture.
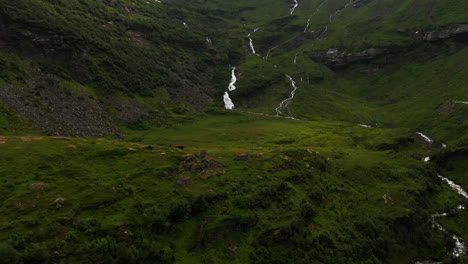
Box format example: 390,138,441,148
223,92,235,110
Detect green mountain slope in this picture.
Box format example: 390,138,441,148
0,0,467,263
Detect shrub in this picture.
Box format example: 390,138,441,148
22,244,49,264
0,243,21,264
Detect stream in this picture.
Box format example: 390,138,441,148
419,133,467,260
275,75,299,119
290,0,299,15
247,28,260,55
223,67,237,109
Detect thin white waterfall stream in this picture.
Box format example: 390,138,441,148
417,132,433,143
249,37,256,54
290,0,299,15
430,173,467,257
304,18,310,32
275,75,299,119
227,67,237,92
417,132,447,147
223,67,237,109
247,28,260,55
304,0,328,32
421,165,468,259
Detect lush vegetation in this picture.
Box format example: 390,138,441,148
0,113,465,263
0,0,467,263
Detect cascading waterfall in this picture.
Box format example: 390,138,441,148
429,174,468,258
223,92,235,110
294,0,352,78
223,67,237,109
247,28,260,55
275,75,299,119
249,37,256,54
227,67,237,92
418,133,467,260
290,0,299,15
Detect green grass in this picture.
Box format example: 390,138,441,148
0,112,459,263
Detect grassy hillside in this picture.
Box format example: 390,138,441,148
0,112,463,263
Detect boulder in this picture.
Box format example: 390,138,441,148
234,152,249,161
176,175,191,186
29,182,51,191
195,151,207,159
170,144,184,150
54,197,66,205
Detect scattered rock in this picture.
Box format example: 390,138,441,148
306,149,322,156
123,230,135,237
307,223,321,230
226,245,239,257
311,48,384,70
195,150,207,159
176,175,191,186
14,202,28,208
382,193,393,205
234,153,249,161
54,197,66,205
199,169,226,179
51,136,70,140
29,182,51,191
170,144,184,150
140,145,164,150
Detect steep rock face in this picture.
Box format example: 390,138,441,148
0,24,73,63
311,48,385,70
423,24,468,41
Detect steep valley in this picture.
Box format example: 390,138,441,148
0,0,467,263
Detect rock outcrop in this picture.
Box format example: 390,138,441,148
311,47,384,70
353,0,374,8
423,24,468,41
